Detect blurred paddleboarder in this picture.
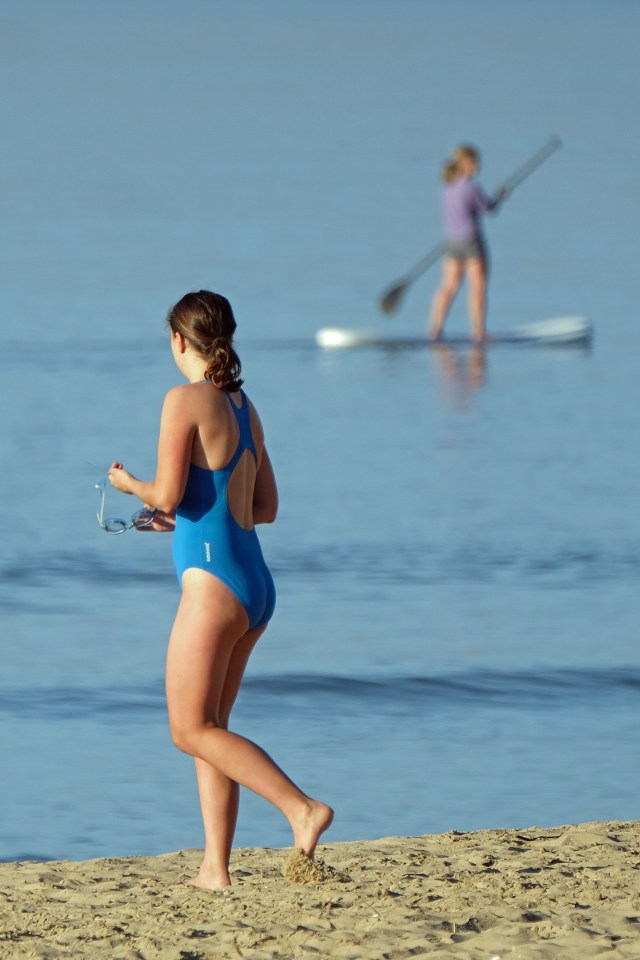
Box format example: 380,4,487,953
429,145,508,342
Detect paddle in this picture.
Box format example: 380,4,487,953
379,136,562,315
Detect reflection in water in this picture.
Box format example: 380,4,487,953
430,343,487,405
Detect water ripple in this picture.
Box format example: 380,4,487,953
1,668,638,721
271,541,640,588
2,539,639,602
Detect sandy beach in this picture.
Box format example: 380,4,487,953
1,820,639,959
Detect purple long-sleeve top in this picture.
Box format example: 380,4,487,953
443,177,498,240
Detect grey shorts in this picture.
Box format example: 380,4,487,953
445,235,487,262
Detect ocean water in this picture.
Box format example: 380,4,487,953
1,0,639,862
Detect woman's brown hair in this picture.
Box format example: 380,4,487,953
167,291,244,392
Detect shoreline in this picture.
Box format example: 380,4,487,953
1,820,639,958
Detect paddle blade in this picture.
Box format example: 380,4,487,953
379,243,445,314
379,281,407,315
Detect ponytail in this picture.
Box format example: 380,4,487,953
442,160,458,183
203,337,243,392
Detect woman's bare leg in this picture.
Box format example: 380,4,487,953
192,760,238,888
429,257,463,339
191,626,264,889
167,570,333,887
466,256,488,341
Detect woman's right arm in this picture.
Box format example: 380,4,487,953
109,385,195,512
472,181,506,213
253,447,278,524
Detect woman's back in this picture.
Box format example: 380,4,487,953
185,382,264,531
173,384,275,630
443,176,489,239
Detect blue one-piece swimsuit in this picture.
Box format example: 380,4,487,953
172,390,276,630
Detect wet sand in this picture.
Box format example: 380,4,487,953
1,820,639,959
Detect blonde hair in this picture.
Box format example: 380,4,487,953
442,144,480,183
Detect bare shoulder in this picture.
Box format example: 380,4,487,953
162,381,218,421
164,382,194,402
161,383,192,413
166,381,224,404
244,393,265,442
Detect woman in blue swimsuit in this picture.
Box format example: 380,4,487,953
109,291,333,889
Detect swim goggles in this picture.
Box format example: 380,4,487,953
95,477,158,535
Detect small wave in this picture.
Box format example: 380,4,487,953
0,853,54,864
272,540,640,586
249,669,640,707
1,668,638,721
0,553,173,591
0,682,165,720
2,539,639,603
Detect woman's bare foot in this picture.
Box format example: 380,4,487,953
292,800,334,859
187,866,231,891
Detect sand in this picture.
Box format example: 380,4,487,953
1,820,640,959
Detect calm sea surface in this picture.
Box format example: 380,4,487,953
1,0,639,862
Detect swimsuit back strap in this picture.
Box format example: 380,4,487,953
227,390,256,460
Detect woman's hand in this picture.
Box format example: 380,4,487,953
108,461,137,495
137,509,176,533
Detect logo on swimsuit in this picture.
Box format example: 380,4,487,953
204,542,211,563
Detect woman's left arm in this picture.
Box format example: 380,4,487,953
109,386,196,513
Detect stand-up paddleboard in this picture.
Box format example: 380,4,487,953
316,316,592,350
